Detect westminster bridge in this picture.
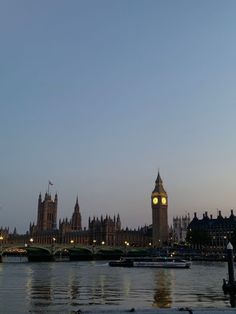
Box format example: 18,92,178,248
0,242,151,262
0,241,231,263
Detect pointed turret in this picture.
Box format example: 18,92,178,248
54,193,58,205
117,213,120,223
152,171,166,194
44,192,51,201
116,213,121,231
38,193,42,208
71,195,82,231
74,195,80,212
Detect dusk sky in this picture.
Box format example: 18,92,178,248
1,1,236,233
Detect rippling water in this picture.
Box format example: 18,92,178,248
0,258,233,313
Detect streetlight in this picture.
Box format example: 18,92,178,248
0,236,3,247
70,240,75,247
51,237,56,255
101,241,105,245
92,239,96,254
29,238,34,246
124,241,129,255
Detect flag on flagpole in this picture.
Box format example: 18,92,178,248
49,181,53,186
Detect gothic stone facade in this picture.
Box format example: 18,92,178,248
29,193,151,247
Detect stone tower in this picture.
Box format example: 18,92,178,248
36,192,58,232
151,172,168,247
71,196,82,231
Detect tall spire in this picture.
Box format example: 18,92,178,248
38,193,42,205
155,170,162,184
153,171,166,194
74,195,80,212
71,195,82,231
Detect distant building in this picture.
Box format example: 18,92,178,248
188,210,236,249
151,172,168,247
173,214,190,243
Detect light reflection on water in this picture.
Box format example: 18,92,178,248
0,259,233,312
153,270,172,308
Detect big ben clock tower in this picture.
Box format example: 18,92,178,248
151,172,168,247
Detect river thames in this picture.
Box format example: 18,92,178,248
0,259,233,313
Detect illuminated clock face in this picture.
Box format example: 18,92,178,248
161,197,167,205
153,197,158,205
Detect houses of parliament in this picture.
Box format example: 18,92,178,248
1,172,170,247
28,191,152,246
3,172,236,250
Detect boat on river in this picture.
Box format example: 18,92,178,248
109,256,191,268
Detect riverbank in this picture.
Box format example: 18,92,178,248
74,308,235,314
73,309,236,313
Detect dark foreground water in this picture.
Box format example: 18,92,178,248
0,258,233,313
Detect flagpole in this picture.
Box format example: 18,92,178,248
48,181,53,195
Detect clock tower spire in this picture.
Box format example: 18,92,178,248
151,171,168,247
